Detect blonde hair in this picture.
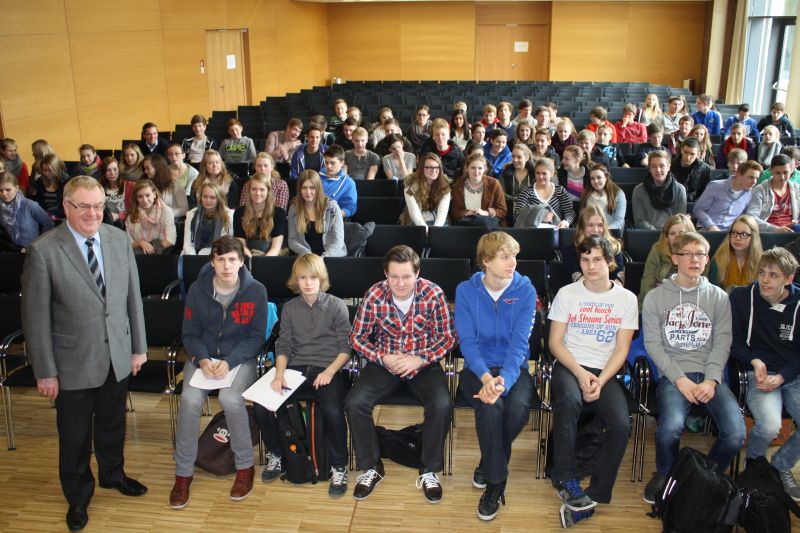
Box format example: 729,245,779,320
574,206,621,255
195,149,233,198
476,231,520,271
712,215,762,285
196,181,231,232
242,172,275,240
656,214,695,258
293,170,328,235
287,254,331,293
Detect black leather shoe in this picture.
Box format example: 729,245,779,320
66,505,88,531
99,475,148,496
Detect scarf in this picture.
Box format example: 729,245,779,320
77,155,101,176
2,155,23,178
407,121,432,150
722,137,748,157
757,141,783,167
643,172,678,210
0,192,23,242
190,205,224,252
134,200,168,242
552,134,576,157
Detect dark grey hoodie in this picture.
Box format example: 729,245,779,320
642,274,732,384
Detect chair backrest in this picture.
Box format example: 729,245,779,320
419,258,470,301
0,294,22,340
180,255,210,293
610,166,648,184
135,254,180,298
142,298,185,347
427,226,488,261
624,261,645,296
0,252,25,295
364,225,427,257
326,257,385,299
516,260,549,305
353,197,404,225
250,256,296,299
503,228,558,261
355,179,400,198
623,230,661,262
760,232,798,251
699,231,727,257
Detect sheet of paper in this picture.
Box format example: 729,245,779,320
188,358,241,390
226,54,236,69
242,367,306,411
514,41,529,53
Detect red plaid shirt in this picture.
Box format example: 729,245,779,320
350,277,457,378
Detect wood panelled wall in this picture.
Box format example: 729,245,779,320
328,2,477,81
0,0,330,163
549,1,708,88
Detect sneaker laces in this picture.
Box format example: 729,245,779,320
356,468,382,486
266,453,281,471
331,467,347,485
415,471,441,490
480,483,506,506
562,478,584,498
781,470,799,489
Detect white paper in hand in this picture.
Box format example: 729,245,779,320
188,358,241,390
242,367,306,411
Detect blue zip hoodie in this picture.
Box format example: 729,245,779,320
455,271,536,394
730,281,800,383
182,261,268,369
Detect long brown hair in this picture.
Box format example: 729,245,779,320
580,162,621,213
143,154,173,195
128,179,161,224
403,153,450,211
293,170,328,235
712,214,762,285
242,172,275,239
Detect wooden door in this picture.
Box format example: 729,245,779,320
476,24,549,81
205,29,249,111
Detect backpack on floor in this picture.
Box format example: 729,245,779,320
195,405,259,476
654,447,741,533
276,400,330,484
376,424,423,469
735,456,800,533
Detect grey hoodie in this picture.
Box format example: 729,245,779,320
642,275,732,384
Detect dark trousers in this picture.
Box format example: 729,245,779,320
550,363,630,503
459,367,533,484
54,365,129,506
254,365,349,468
345,362,451,472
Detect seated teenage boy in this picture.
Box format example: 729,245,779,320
418,118,465,180
346,245,457,503
256,254,352,496
483,128,512,177
320,144,357,218
548,236,638,528
693,159,760,231
642,231,746,504
455,232,536,521
730,248,800,501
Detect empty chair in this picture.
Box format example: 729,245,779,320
0,294,27,450
0,253,25,295
354,179,399,198
623,230,661,262
503,228,559,261
419,257,470,301
136,254,180,299
180,255,209,293
427,226,488,263
760,232,798,251
611,167,649,184
250,256,296,299
325,257,385,299
364,225,427,258
352,197,404,226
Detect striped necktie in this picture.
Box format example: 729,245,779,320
85,238,105,298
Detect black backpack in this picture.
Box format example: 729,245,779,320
376,424,423,469
275,400,330,484
654,447,742,533
195,405,259,476
735,456,800,533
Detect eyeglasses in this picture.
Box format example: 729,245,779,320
67,201,105,212
730,231,752,240
675,252,708,259
423,166,441,171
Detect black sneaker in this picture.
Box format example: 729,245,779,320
416,471,443,504
643,472,668,504
555,478,597,511
472,462,486,489
559,503,595,528
329,466,348,498
477,481,506,521
353,461,385,501
261,452,282,483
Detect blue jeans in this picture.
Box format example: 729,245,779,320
459,367,533,484
745,371,800,471
655,372,745,474
550,363,631,503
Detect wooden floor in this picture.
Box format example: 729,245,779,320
1,387,798,533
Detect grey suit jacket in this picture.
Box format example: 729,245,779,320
21,223,147,390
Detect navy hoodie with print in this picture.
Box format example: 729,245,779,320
455,271,536,395
730,282,800,383
182,261,268,369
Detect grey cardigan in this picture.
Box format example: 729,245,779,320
746,179,800,231
287,200,347,257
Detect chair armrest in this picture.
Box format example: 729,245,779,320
632,355,653,415
162,278,182,300
347,351,363,384
166,341,183,391
0,329,25,381
727,358,748,412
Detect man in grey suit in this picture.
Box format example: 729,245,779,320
22,175,148,531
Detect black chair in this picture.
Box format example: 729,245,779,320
611,167,648,184
624,230,661,262
364,225,427,258
517,259,550,305
0,294,27,450
325,257,385,299
419,258,470,301
354,179,399,198
699,231,727,257
250,256,296,300
180,255,210,293
353,197,404,225
227,162,250,181
760,232,798,251
427,226,488,263
0,253,25,295
135,254,180,299
625,261,645,296
504,228,558,261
